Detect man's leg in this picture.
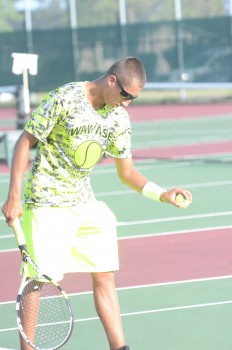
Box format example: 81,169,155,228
91,272,128,350
19,281,43,350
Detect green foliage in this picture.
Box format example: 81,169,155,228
0,0,23,32
0,0,228,31
31,0,69,29
76,0,226,26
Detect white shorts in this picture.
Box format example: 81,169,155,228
21,201,119,281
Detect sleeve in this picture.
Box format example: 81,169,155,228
25,92,63,143
104,109,132,159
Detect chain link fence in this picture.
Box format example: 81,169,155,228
0,16,232,92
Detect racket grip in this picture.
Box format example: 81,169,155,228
12,217,26,247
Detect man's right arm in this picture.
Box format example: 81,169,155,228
1,130,38,226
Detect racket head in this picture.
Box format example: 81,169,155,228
13,218,74,350
16,275,74,350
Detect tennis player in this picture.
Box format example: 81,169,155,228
2,56,192,350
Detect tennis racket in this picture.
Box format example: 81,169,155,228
12,217,74,350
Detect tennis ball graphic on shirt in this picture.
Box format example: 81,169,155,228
74,140,103,169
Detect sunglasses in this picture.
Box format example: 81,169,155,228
115,76,138,100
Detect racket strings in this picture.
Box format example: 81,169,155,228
19,279,73,349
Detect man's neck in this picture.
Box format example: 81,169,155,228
85,79,106,110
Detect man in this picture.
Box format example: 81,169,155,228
2,57,192,350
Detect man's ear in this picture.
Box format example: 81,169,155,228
108,74,117,87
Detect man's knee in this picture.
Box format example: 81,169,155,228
91,271,115,287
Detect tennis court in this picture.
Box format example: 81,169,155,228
0,103,232,349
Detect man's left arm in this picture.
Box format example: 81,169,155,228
115,157,192,208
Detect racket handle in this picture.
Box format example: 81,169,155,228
12,217,26,247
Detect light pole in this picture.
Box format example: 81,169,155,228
24,0,33,52
174,0,186,100
224,0,232,15
69,0,80,81
174,0,182,20
119,0,128,56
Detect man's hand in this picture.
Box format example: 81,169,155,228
1,199,23,226
160,188,192,208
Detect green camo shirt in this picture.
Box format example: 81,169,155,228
24,82,132,209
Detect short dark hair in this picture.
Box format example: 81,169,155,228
105,57,146,87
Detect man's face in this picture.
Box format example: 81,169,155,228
106,75,142,108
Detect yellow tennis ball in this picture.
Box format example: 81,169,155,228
175,194,191,208
74,140,102,169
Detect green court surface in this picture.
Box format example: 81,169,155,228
0,111,232,349
1,278,232,349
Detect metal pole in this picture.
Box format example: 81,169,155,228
224,0,232,15
175,0,182,20
174,0,186,100
24,0,33,52
119,0,128,57
119,0,127,25
22,68,30,115
69,0,80,81
70,0,78,28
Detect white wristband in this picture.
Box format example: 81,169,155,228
142,182,167,202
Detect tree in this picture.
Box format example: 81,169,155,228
0,0,24,32
0,0,228,32
31,0,69,29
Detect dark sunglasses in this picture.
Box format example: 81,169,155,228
115,76,138,100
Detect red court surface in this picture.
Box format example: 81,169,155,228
1,228,232,303
0,103,232,125
1,103,232,303
1,103,231,172
128,103,232,121
133,140,232,159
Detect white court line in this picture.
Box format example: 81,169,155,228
118,225,232,240
0,160,190,181
132,137,232,148
117,212,232,226
0,248,17,252
94,179,232,197
0,179,231,204
94,180,232,197
1,223,232,246
115,274,232,291
120,300,232,318
74,299,232,322
70,274,232,297
1,298,232,333
0,157,230,182
1,274,232,306
133,129,232,136
117,211,232,226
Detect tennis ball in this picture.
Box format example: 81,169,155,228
74,140,102,169
175,194,191,208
